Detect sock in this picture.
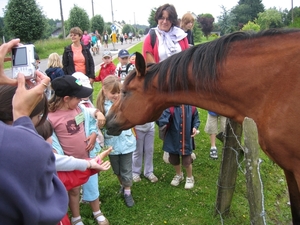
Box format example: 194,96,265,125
124,189,131,196
71,216,84,225
211,146,216,149
93,210,105,222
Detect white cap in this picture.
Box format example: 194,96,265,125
72,72,92,89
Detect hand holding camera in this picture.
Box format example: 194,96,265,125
0,39,50,121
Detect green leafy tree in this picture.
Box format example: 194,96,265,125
287,6,300,26
217,5,237,35
148,8,157,28
241,21,260,31
122,24,135,35
197,14,214,39
68,5,90,32
255,8,284,30
232,0,264,28
91,15,105,34
192,23,202,43
4,0,46,42
289,16,300,28
0,17,4,44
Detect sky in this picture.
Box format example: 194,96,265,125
0,0,298,25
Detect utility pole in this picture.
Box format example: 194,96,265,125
91,0,94,17
111,0,114,23
59,0,65,38
291,0,294,24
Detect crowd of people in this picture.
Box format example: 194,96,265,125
0,3,227,225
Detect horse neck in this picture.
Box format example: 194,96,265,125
162,33,300,124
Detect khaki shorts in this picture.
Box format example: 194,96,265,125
204,113,226,134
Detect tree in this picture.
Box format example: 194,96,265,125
231,0,264,28
241,21,260,31
68,5,90,33
148,8,157,28
286,6,300,26
122,24,135,35
197,14,214,39
91,15,105,35
0,17,4,44
255,8,284,30
192,23,202,43
4,0,46,42
217,5,237,35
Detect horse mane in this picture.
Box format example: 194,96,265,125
124,28,300,93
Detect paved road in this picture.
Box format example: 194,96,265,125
5,37,144,78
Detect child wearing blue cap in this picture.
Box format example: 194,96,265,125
115,49,135,83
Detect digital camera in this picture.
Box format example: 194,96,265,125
11,44,36,80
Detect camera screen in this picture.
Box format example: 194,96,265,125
12,47,27,66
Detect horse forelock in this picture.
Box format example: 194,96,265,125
134,28,300,94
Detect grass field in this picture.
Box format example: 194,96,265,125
84,42,292,225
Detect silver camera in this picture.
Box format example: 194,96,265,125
11,44,36,79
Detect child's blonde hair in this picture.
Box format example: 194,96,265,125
48,96,64,112
181,12,195,30
96,75,121,115
47,53,63,68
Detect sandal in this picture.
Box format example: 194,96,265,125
94,212,109,225
71,218,83,225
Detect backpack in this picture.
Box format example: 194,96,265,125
158,106,196,140
149,29,156,49
118,63,132,77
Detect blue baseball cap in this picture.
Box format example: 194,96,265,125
118,49,129,58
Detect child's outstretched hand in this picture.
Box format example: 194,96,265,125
97,146,113,161
89,159,111,172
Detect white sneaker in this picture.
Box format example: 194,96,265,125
185,176,194,189
132,174,141,182
170,173,184,186
146,173,158,183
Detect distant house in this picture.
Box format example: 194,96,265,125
51,22,63,38
113,21,124,35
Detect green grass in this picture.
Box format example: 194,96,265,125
87,42,291,224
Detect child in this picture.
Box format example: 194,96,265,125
72,71,106,147
36,120,112,225
48,75,109,225
95,50,116,83
180,12,195,46
204,111,227,159
132,121,158,183
115,49,135,83
45,53,64,81
156,105,200,190
129,53,136,65
96,75,136,207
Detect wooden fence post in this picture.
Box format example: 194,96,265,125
243,117,266,225
215,119,243,216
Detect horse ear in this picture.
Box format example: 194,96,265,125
135,52,146,77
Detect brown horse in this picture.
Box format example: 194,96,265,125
106,28,300,223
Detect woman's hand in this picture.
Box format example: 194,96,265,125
0,39,20,86
13,71,50,121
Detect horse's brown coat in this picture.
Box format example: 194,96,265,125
106,29,300,223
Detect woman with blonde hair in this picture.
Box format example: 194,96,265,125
181,12,195,46
45,52,64,81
